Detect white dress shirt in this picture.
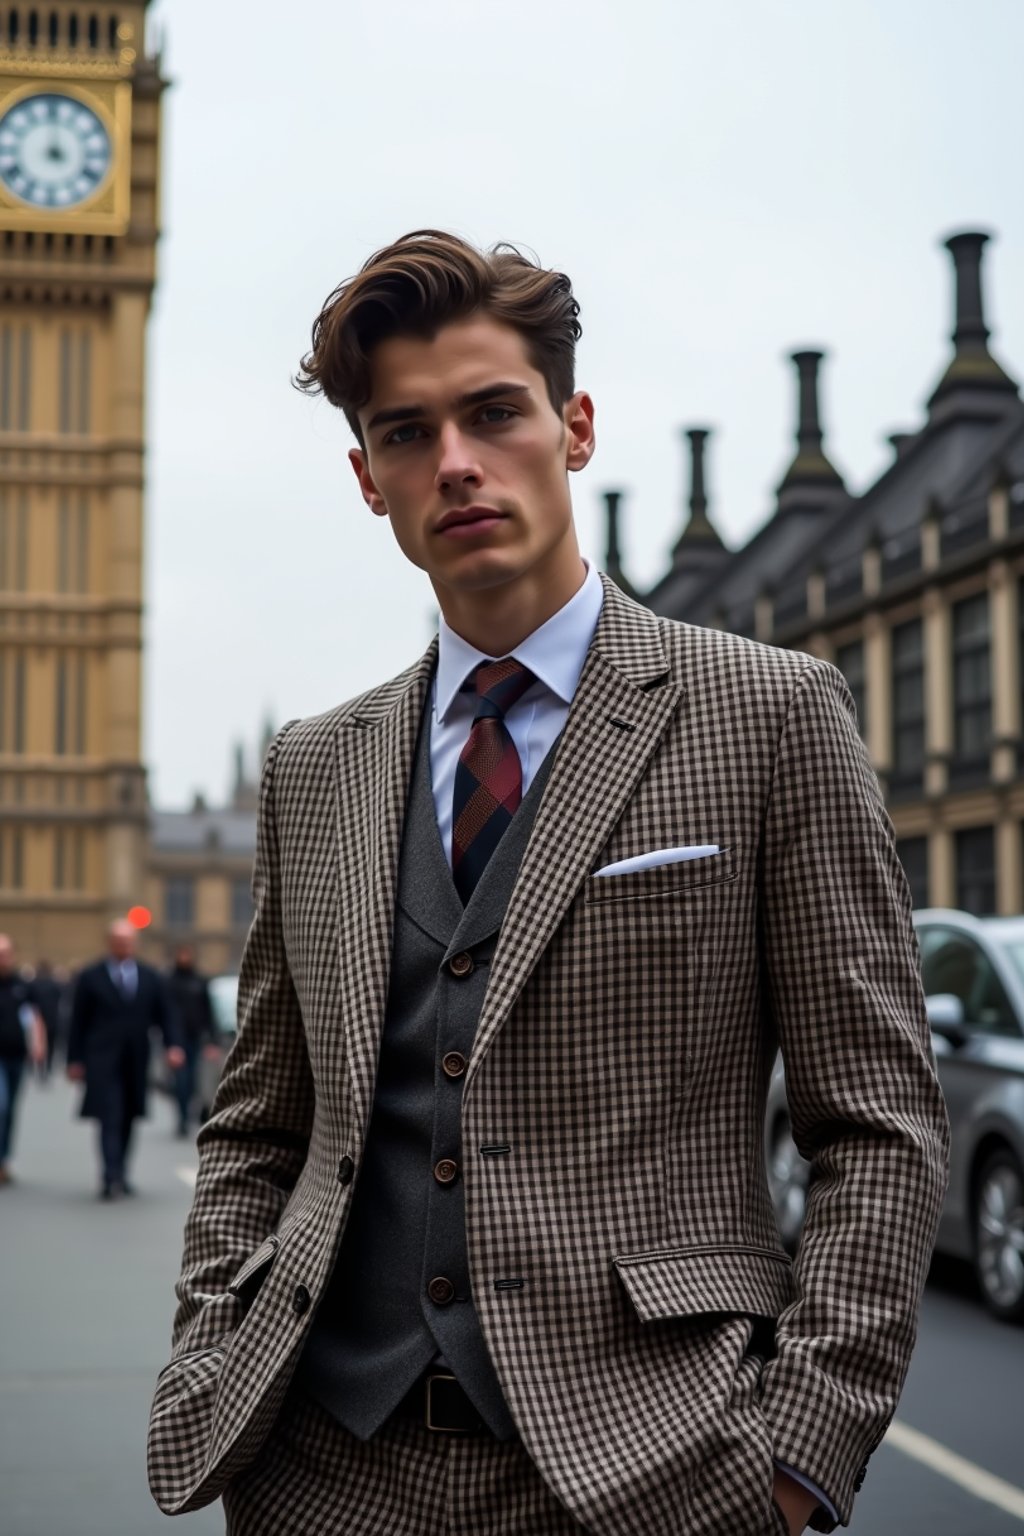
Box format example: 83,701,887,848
430,559,604,866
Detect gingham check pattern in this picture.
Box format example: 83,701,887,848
452,657,536,902
221,1387,586,1534
148,575,949,1536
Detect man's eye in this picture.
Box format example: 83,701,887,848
385,424,424,445
478,406,514,424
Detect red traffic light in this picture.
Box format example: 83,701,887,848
127,906,152,929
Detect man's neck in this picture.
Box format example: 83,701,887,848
437,551,587,657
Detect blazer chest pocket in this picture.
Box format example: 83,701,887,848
228,1233,280,1314
585,845,738,905
613,1242,794,1322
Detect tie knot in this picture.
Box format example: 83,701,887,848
471,657,536,720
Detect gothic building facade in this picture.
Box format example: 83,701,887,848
634,231,1024,917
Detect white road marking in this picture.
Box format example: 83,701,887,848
175,1166,197,1188
887,1420,1024,1521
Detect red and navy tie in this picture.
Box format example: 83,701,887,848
451,657,536,903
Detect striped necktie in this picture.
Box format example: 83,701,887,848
451,657,536,903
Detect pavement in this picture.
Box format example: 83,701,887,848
2,1073,1024,1536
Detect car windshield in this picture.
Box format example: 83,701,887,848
1000,941,1024,993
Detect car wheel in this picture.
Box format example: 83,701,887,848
973,1149,1024,1323
767,1112,808,1251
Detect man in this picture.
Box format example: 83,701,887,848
0,935,45,1185
68,920,184,1198
165,945,215,1137
148,232,949,1534
30,960,66,1079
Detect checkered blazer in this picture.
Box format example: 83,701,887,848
148,575,949,1534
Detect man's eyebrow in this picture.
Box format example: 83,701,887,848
365,382,531,434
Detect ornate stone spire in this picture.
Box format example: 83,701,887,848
927,231,1018,419
602,490,637,599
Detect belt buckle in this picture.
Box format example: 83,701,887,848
425,1372,469,1434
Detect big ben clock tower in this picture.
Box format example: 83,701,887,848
0,3,164,962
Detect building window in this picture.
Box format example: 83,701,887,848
59,328,72,434
836,639,866,741
12,651,25,753
77,493,89,592
166,878,195,927
14,491,27,590
955,826,996,917
11,828,23,889
952,593,991,765
898,836,929,910
231,877,254,928
75,653,87,754
78,331,91,433
55,652,67,755
54,827,65,891
0,324,11,429
891,618,925,790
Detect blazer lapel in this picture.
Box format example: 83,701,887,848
332,641,437,1132
466,577,684,1091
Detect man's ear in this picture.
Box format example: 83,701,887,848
349,448,389,518
564,392,596,474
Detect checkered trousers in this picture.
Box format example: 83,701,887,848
222,1388,587,1536
148,575,948,1536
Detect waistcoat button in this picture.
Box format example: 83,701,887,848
292,1284,311,1316
428,1276,455,1306
337,1155,355,1186
434,1158,458,1185
449,952,474,978
442,1051,467,1079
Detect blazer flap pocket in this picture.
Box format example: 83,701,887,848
613,1244,795,1321
228,1234,280,1301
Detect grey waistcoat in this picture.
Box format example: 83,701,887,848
297,699,558,1440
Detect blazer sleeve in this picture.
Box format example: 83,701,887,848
757,660,949,1529
168,721,313,1358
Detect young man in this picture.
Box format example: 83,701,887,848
148,231,949,1534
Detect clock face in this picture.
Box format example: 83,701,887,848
0,92,112,210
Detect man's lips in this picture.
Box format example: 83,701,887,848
435,506,509,536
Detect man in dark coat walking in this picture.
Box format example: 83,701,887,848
68,920,184,1199
165,945,215,1137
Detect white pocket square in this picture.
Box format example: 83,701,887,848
594,845,721,878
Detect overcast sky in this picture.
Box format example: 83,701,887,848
143,0,1024,807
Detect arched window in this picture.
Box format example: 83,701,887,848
8,11,20,45
68,11,78,44
108,15,118,48
28,9,39,44
88,12,98,46
49,10,58,45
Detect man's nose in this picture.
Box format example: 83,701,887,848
434,424,482,492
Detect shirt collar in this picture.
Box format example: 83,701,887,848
435,561,604,724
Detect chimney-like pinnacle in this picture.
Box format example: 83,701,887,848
602,490,637,599
776,350,846,514
672,428,725,564
928,230,1018,417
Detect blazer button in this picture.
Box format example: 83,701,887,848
292,1285,311,1316
442,1051,467,1079
337,1155,355,1187
449,952,474,978
434,1158,458,1185
427,1276,455,1306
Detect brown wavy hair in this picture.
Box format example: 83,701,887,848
294,229,582,445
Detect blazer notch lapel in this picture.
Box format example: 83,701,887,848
332,649,435,1131
467,645,684,1089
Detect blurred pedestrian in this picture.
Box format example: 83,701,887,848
0,934,46,1185
31,959,65,1079
67,920,184,1200
165,945,215,1138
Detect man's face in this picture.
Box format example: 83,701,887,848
108,923,137,962
350,315,594,600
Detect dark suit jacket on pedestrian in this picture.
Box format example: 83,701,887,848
148,577,950,1535
68,960,180,1123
